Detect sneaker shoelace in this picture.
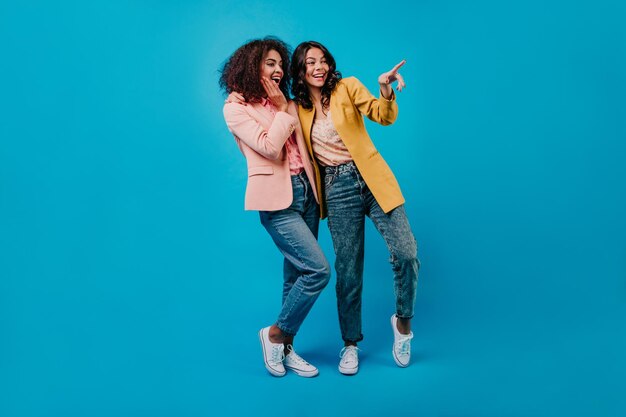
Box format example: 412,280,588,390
286,345,309,365
339,346,359,364
395,334,413,356
270,344,285,365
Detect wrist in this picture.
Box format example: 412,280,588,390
379,84,393,99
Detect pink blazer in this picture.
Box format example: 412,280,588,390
223,100,319,211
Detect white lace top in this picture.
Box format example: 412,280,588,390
311,111,353,167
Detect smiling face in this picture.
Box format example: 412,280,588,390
260,49,284,86
304,47,329,90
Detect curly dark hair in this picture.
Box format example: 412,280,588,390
219,37,291,103
290,41,342,111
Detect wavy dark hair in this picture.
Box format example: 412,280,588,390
291,41,342,111
219,37,291,103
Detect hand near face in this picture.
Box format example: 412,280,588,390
225,91,246,105
261,77,289,112
378,60,407,98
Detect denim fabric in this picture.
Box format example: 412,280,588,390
324,162,419,343
259,172,331,336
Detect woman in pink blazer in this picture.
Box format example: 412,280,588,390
219,38,330,378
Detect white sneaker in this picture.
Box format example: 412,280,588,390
259,326,285,377
338,345,359,375
391,314,413,367
284,345,319,377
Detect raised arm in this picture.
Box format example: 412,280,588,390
378,59,406,99
346,77,397,126
223,103,297,160
222,76,295,159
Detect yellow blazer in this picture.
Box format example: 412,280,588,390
298,76,405,218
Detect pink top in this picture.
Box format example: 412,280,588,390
262,98,304,174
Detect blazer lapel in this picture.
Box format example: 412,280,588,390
298,106,316,160
248,102,275,130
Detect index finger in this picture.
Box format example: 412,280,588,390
390,59,407,73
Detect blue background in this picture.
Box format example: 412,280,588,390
1,1,625,416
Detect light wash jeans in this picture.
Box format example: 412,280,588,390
259,172,331,336
323,162,419,343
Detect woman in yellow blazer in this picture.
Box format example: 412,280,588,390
291,41,420,374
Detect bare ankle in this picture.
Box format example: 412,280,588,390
283,337,294,354
396,317,411,334
268,324,285,343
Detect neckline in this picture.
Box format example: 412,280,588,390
314,110,331,122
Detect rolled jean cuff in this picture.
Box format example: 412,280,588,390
276,322,296,337
395,313,414,320
342,335,364,343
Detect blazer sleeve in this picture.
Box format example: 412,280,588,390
344,77,398,126
223,102,298,160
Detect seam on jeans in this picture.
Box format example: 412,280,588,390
265,211,310,271
326,173,368,342
300,173,308,201
264,212,311,329
368,202,413,318
276,322,295,336
367,199,396,260
353,169,368,208
303,196,320,238
282,283,304,328
267,221,303,310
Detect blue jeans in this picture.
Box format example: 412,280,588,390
259,172,331,336
324,162,419,343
